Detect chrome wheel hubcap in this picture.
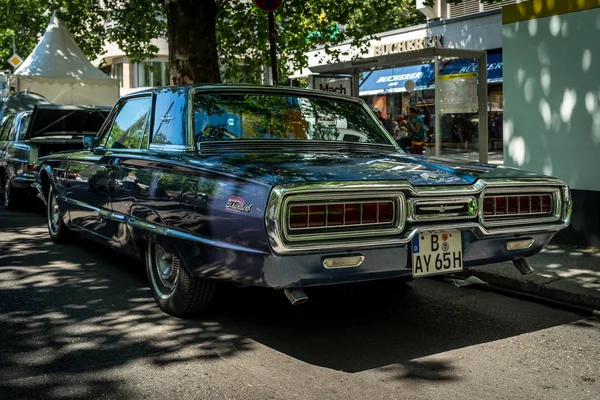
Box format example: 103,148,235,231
154,245,179,292
3,179,9,205
48,192,60,233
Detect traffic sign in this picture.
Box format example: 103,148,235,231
7,54,23,69
254,0,283,12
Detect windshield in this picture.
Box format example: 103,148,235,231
193,93,394,145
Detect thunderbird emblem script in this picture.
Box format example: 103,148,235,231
226,196,253,213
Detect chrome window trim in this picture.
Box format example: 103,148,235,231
148,143,191,152
282,195,404,242
265,179,571,255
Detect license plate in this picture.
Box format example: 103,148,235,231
411,229,463,278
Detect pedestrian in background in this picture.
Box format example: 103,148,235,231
408,106,425,155
394,115,411,151
175,67,194,85
373,108,392,133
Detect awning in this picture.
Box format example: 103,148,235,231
359,49,502,96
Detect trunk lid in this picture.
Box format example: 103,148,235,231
188,142,543,187
27,104,111,139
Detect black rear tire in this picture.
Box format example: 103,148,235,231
145,242,216,317
47,186,73,244
3,174,23,211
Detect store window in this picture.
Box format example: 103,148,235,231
136,61,170,87
112,63,123,87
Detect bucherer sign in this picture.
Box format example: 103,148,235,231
373,34,443,57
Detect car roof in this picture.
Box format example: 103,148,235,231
121,84,362,104
0,91,50,120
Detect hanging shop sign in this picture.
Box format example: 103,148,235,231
308,74,354,96
373,34,443,57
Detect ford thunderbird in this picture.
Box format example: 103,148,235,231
35,85,571,317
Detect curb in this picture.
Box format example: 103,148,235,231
455,269,600,316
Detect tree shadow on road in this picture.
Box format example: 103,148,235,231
0,220,254,399
0,218,589,398
213,275,586,380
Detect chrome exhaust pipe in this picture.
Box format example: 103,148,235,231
284,288,308,305
513,258,534,275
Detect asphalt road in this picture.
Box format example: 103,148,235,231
0,207,598,400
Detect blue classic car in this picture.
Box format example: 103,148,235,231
35,85,571,317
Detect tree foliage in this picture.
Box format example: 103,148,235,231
0,0,164,71
217,0,427,83
1,0,499,82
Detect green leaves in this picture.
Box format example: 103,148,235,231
0,0,501,83
0,0,165,70
217,0,427,83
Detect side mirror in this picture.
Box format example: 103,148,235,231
83,135,100,149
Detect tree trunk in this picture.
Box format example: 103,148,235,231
165,0,221,83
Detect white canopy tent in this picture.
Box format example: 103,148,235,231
13,12,119,107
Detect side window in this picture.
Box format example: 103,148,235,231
0,116,15,141
17,115,31,141
151,90,187,147
103,97,151,149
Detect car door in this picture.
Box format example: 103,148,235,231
5,113,32,177
0,115,15,168
67,95,152,248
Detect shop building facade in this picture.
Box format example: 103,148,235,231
95,37,170,97
300,0,525,162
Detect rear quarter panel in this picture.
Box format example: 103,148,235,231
112,153,273,283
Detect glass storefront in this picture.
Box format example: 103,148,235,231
358,49,504,164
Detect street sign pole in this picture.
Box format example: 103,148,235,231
268,11,278,86
254,0,283,86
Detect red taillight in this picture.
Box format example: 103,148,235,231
378,202,394,223
483,197,494,215
483,194,553,217
519,196,530,213
289,205,308,228
308,205,326,227
531,196,541,212
362,203,378,224
541,195,551,212
507,196,519,214
495,197,506,214
289,201,394,229
327,204,344,226
345,203,361,225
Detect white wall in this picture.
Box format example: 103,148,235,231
503,8,600,191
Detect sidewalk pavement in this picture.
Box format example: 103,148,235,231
459,244,600,313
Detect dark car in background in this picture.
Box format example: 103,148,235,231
35,85,571,317
0,90,49,121
0,104,110,209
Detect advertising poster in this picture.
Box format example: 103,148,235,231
373,96,387,117
438,72,478,114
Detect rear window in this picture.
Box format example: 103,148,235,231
193,93,392,145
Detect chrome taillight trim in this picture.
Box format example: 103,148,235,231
282,193,405,243
480,188,561,227
408,196,477,221
265,179,571,255
287,200,395,231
